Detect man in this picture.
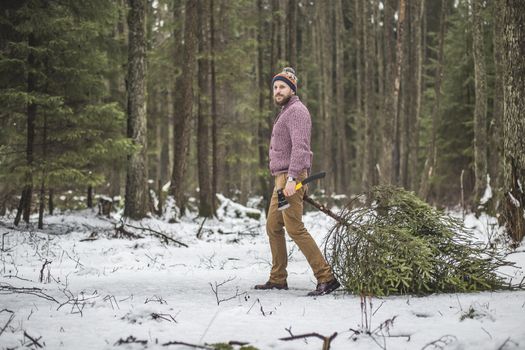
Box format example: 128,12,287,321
254,67,340,296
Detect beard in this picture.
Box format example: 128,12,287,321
274,93,293,106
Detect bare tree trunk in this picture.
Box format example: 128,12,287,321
392,0,407,186
48,188,54,215
362,0,376,190
197,0,213,218
38,112,48,229
334,0,348,193
124,0,149,219
408,0,425,190
87,185,93,208
354,0,364,189
472,0,488,208
171,0,197,214
489,0,504,214
257,0,270,212
419,0,448,200
381,0,396,185
502,0,525,244
15,33,37,226
210,0,219,211
288,0,297,69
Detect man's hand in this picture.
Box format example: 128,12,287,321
283,180,296,197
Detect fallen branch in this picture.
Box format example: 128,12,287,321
280,332,338,350
162,341,213,349
0,309,15,336
209,277,247,305
151,312,179,323
39,260,51,283
24,331,43,348
0,283,58,303
123,222,188,247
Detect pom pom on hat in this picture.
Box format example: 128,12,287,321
272,67,298,92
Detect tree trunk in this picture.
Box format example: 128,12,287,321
354,0,364,190
408,0,425,190
15,33,37,226
362,0,376,190
502,0,525,244
489,0,504,214
419,0,448,201
257,0,270,212
334,0,348,193
171,0,197,214
472,0,488,208
210,0,218,211
380,0,396,185
392,0,406,186
124,0,149,220
288,0,297,69
38,112,48,229
87,185,93,208
48,188,54,215
197,0,213,218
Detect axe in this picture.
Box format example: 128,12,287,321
277,171,326,210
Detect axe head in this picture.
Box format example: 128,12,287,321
277,189,290,211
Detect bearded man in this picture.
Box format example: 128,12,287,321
254,67,340,296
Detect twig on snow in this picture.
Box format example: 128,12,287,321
162,341,213,349
123,222,188,247
23,331,44,348
280,332,338,350
0,283,58,303
39,259,51,283
114,335,147,346
209,277,247,305
0,309,15,336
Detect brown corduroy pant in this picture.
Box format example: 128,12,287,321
266,172,334,285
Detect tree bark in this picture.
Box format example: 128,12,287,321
419,0,448,201
489,0,504,213
197,0,213,218
334,0,348,193
362,0,377,190
15,33,37,226
257,0,270,212
171,0,197,214
124,0,149,219
408,0,425,190
210,0,219,211
392,0,406,186
502,0,525,243
472,0,488,208
288,0,297,69
38,112,47,229
380,0,396,185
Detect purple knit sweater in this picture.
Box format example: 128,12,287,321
269,96,313,178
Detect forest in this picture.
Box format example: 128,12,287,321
0,0,524,243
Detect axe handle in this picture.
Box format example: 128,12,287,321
294,171,326,190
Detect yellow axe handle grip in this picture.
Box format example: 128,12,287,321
295,182,303,191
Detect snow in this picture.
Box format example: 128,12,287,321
480,175,492,206
1,199,524,350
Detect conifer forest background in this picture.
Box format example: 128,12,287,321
1,0,524,243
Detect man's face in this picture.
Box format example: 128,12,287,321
273,81,294,106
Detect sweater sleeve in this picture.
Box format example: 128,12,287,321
287,107,312,178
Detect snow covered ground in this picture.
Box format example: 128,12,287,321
1,198,524,350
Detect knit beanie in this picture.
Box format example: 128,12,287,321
271,67,298,93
